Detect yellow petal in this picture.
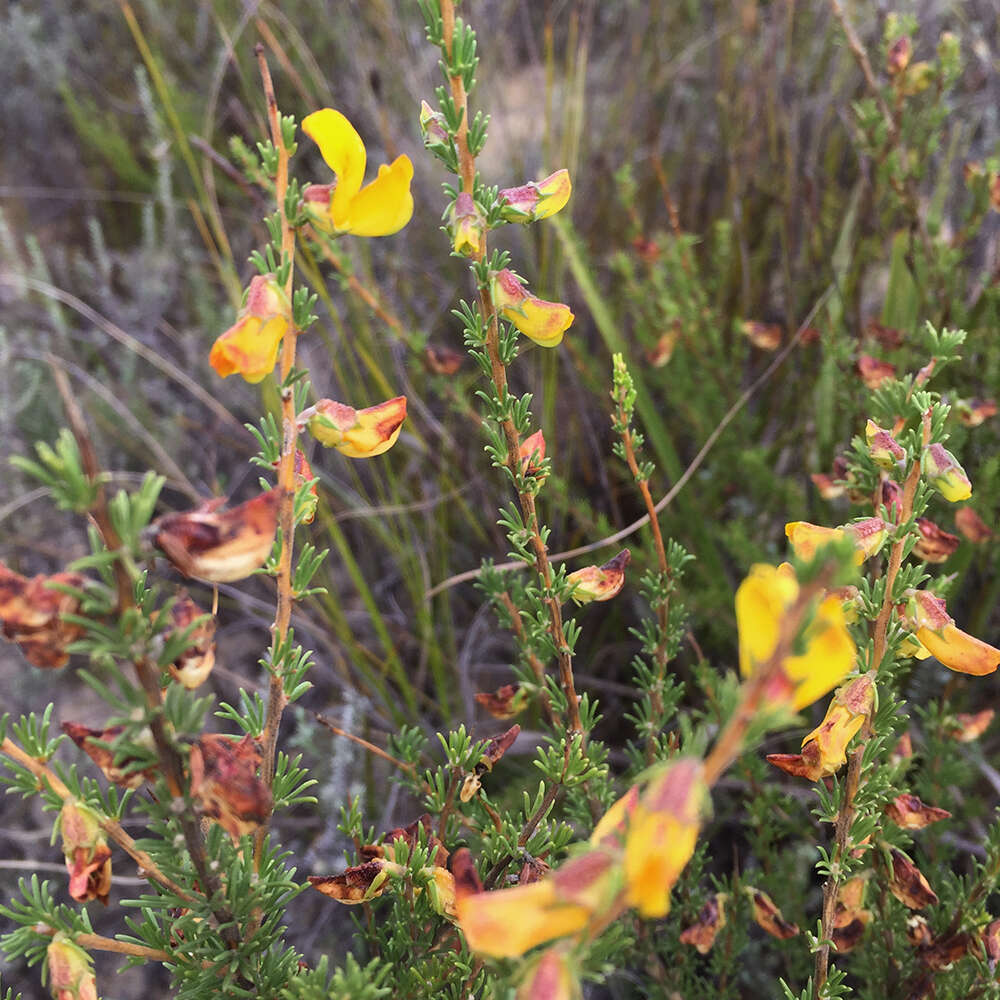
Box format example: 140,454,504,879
624,809,699,918
735,563,798,676
784,521,845,561
342,156,414,237
209,315,287,383
533,169,572,220
785,596,856,710
302,109,367,223
916,624,1000,676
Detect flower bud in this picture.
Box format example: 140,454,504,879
865,420,906,468
491,269,574,348
887,36,911,76
45,934,97,1000
270,450,318,525
646,326,681,367
306,396,407,458
498,169,572,224
923,443,972,502
423,344,464,375
900,61,935,96
450,192,486,257
58,801,112,905
566,550,630,605
912,518,960,563
519,429,547,478
419,100,450,149
880,478,903,520
857,354,895,389
888,848,938,909
151,488,280,583
209,274,291,383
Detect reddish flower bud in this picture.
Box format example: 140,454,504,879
680,893,728,954
866,420,906,468
519,429,547,477
451,191,486,257
881,478,904,521
955,506,992,543
923,443,972,502
741,320,782,351
857,354,895,390
189,734,272,841
888,849,938,909
0,564,85,668
982,918,1000,972
58,801,112,905
912,518,960,564
270,450,318,525
151,489,280,583
887,37,912,76
566,550,630,605
749,888,800,939
886,793,951,830
45,935,98,1000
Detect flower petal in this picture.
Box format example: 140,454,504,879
916,623,1000,675
343,156,414,237
209,315,287,383
302,109,366,221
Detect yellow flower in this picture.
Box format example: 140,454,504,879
903,589,1000,675
301,109,413,237
736,563,856,711
492,268,574,347
305,396,407,458
498,169,572,223
785,522,846,561
923,443,972,502
566,550,630,605
623,759,705,918
209,274,290,383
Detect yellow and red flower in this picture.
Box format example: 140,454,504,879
302,109,413,238
498,170,572,224
566,550,630,605
304,396,407,458
492,269,574,348
209,274,291,383
45,935,97,1000
58,801,112,905
923,443,972,502
902,588,1000,675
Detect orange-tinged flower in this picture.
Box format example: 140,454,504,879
209,274,290,383
0,564,84,668
902,589,1000,676
151,488,280,583
749,888,799,939
189,734,272,842
519,429,547,477
516,947,580,1000
45,935,97,1000
680,893,728,954
768,674,873,781
913,518,960,563
785,522,845,561
566,550,630,605
923,443,972,502
948,708,994,742
58,801,112,905
955,506,992,543
498,169,572,223
492,269,574,348
857,354,895,389
741,320,782,351
736,563,856,712
475,683,529,719
301,108,413,237
886,793,951,830
623,759,705,918
305,396,407,458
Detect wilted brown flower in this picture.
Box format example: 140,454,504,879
424,344,465,375
918,931,971,971
888,849,938,909
461,725,520,803
151,489,280,583
857,354,896,390
475,683,528,719
947,709,994,742
58,801,112,905
865,319,905,349
955,506,992,543
955,398,997,428
912,519,960,564
741,320,782,351
680,893,728,954
160,594,216,689
62,722,156,789
832,877,871,953
0,564,85,668
309,860,396,904
566,550,630,605
749,889,799,939
188,734,272,841
886,794,951,830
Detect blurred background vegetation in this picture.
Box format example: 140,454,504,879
1,0,999,994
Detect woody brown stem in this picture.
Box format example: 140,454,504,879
440,0,582,734
813,421,927,996
254,45,300,863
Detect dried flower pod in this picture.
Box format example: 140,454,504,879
151,489,280,583
888,849,938,909
912,518,960,564
475,683,529,719
492,269,574,348
0,564,85,668
679,893,728,954
189,734,272,842
160,594,217,689
58,801,112,905
45,934,98,1000
424,344,464,375
947,709,993,742
955,506,992,543
305,396,407,458
309,859,399,904
741,320,782,351
62,722,156,789
857,354,895,390
498,169,572,224
749,888,800,939
566,550,630,605
886,793,951,830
